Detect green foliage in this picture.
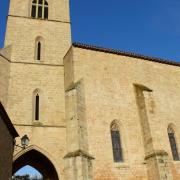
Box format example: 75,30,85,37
12,174,43,180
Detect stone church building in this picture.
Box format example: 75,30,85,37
0,0,180,179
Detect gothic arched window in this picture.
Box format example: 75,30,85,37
33,89,41,121
37,42,41,60
35,37,44,61
168,126,180,161
35,93,39,120
31,0,48,19
110,121,123,162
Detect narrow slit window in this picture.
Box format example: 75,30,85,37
37,42,41,60
35,94,39,120
111,122,123,162
168,128,180,161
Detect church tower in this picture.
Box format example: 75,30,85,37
3,0,71,179
5,0,71,63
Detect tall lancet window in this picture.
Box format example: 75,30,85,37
31,0,48,19
168,126,180,161
35,93,39,120
35,37,44,61
111,121,123,162
33,89,41,121
37,42,41,60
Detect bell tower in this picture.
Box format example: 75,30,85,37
3,0,72,179
5,0,71,64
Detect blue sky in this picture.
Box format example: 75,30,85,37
1,0,180,61
15,165,42,178
70,0,180,61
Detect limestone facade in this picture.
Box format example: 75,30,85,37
0,0,180,179
64,45,180,180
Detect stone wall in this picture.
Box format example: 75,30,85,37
64,46,180,180
5,16,71,64
8,0,70,22
2,0,72,178
0,55,10,106
6,62,67,178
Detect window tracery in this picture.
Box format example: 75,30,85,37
110,121,123,162
31,0,48,19
168,126,179,161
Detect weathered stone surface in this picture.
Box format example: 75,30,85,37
64,46,180,179
1,0,180,179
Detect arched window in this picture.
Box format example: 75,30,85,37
168,126,179,161
35,37,44,61
37,42,41,60
110,121,123,162
31,0,48,19
33,89,41,121
35,93,39,120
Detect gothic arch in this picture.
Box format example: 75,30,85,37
13,145,59,179
167,123,177,133
33,88,42,97
32,89,42,121
34,36,45,61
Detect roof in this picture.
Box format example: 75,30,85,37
72,43,180,68
0,102,19,138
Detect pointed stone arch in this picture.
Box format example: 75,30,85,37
13,145,59,179
167,123,176,134
34,36,45,61
32,89,42,121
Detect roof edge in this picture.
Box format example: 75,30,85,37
72,42,180,68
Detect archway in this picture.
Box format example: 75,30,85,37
13,149,59,180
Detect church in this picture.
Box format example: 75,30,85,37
0,0,180,179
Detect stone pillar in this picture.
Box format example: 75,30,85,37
64,81,94,180
134,84,172,180
64,150,94,180
145,150,172,180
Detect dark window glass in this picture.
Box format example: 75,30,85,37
111,130,123,162
38,0,43,5
37,42,41,60
168,133,180,161
44,7,48,19
31,5,36,18
35,94,39,120
38,6,42,18
31,0,48,19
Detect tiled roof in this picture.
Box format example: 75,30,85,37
73,42,180,67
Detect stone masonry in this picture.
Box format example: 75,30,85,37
0,0,180,179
